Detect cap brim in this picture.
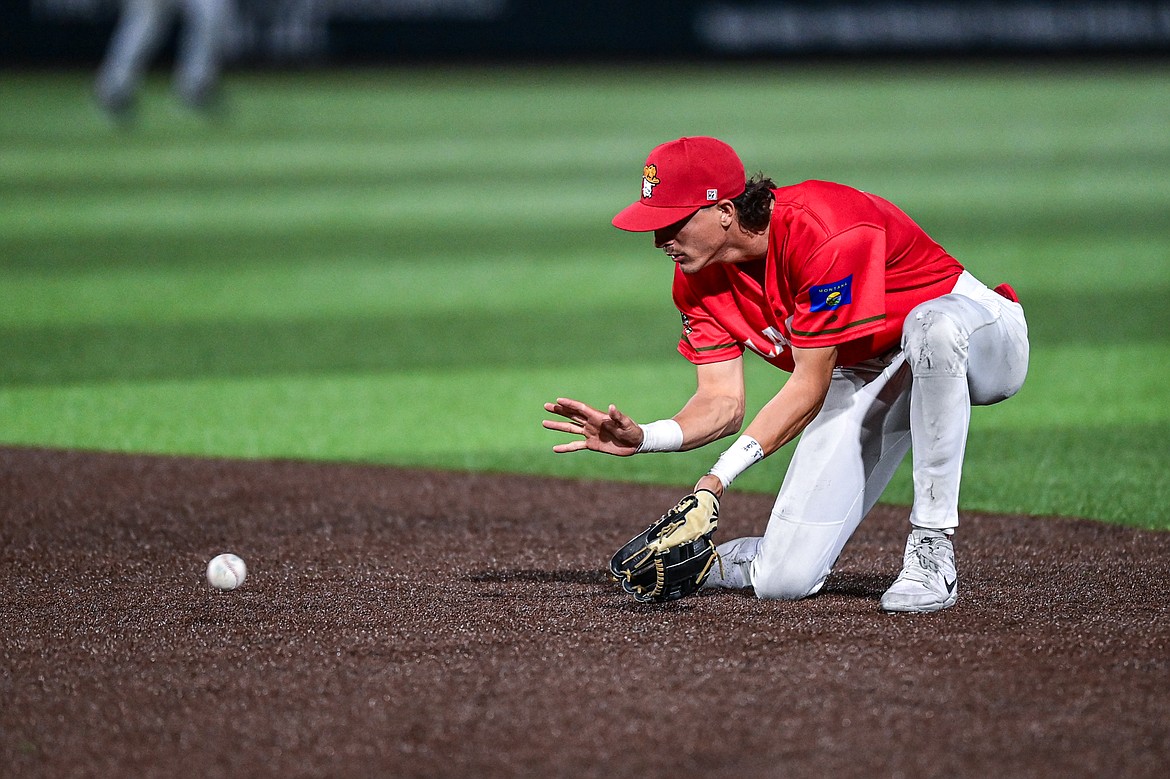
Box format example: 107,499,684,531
611,200,701,232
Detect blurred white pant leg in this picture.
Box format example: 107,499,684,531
904,272,1030,530
96,0,177,102
174,0,233,102
748,355,914,599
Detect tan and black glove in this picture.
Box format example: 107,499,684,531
608,489,721,603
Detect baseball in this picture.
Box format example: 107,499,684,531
206,553,247,590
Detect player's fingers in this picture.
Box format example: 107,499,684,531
555,399,610,428
543,405,577,426
607,404,639,431
552,440,588,454
545,399,582,421
542,419,583,434
554,397,600,418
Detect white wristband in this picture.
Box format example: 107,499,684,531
636,419,684,453
708,435,765,489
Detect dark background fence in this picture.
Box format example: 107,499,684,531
5,0,1170,66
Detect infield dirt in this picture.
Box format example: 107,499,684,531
2,446,1167,778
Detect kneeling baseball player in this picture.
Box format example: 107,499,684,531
543,136,1029,612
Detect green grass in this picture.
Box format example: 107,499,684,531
1,63,1168,528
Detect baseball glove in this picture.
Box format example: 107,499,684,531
609,489,721,603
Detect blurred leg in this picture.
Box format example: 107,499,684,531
95,0,177,115
175,0,233,107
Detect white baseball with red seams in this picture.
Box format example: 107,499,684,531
206,553,247,590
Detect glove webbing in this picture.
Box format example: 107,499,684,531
642,544,724,602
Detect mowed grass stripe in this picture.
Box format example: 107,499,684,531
1,65,1168,527
0,255,672,326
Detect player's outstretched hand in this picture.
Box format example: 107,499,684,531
542,397,642,456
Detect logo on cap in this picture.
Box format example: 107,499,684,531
642,164,661,198
706,189,718,200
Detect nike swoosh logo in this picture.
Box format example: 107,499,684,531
945,578,957,593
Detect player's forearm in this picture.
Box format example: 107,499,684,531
699,377,824,497
672,391,745,450
743,345,836,456
701,346,836,495
742,373,827,456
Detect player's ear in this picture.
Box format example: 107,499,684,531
716,199,736,228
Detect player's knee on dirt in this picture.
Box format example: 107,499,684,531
902,304,970,378
750,561,827,601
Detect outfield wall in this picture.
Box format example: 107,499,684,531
6,0,1170,66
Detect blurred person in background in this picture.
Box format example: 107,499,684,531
95,0,236,119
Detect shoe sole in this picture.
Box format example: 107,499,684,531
880,592,958,613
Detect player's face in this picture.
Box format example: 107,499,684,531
653,205,727,274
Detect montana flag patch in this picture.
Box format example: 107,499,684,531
809,276,853,312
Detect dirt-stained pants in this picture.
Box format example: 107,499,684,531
707,270,1030,600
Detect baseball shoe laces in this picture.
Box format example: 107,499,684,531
880,527,958,613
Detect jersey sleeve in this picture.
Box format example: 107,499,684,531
787,224,888,348
672,269,744,365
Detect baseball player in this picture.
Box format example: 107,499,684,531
544,136,1029,612
95,0,235,118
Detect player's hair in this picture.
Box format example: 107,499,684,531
731,173,776,232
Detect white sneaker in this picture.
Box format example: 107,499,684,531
701,536,761,590
880,528,958,613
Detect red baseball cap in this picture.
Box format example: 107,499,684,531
611,136,746,232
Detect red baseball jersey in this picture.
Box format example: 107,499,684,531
673,180,964,371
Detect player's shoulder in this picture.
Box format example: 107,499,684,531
772,180,873,238
773,179,866,206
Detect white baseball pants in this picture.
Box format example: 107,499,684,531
707,271,1030,599
96,0,232,102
